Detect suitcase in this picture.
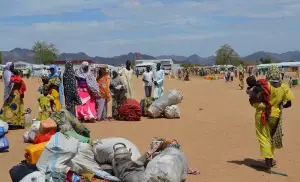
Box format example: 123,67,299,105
0,136,9,151
39,118,57,134
24,142,47,164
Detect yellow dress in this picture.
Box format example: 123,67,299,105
37,94,54,121
252,83,294,158
45,77,61,111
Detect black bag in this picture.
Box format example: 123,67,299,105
9,160,38,182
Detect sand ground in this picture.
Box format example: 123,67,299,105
0,75,300,182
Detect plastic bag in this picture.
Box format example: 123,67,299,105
70,142,102,173
92,137,141,164
20,171,45,182
23,130,36,143
0,120,9,133
148,90,183,118
141,148,188,182
36,132,79,173
164,105,180,119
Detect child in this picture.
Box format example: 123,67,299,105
289,77,293,88
246,76,264,105
37,87,55,120
10,70,26,99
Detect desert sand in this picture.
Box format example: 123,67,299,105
0,75,300,182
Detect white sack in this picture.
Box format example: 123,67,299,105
37,132,79,173
0,120,9,132
70,142,102,173
20,171,45,182
164,105,181,119
141,148,188,182
92,137,141,164
148,89,183,118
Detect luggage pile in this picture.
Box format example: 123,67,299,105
147,89,183,119
10,110,198,181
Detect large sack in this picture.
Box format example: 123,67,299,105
23,120,41,143
164,105,180,119
140,97,155,116
20,171,45,182
92,138,141,164
117,99,142,121
9,160,38,182
141,148,188,182
148,90,183,118
36,132,79,173
0,119,9,133
51,109,90,137
70,142,102,173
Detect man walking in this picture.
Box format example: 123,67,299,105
142,65,153,97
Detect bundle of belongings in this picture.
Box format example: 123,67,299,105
117,99,142,121
11,109,198,182
147,89,183,119
0,120,9,152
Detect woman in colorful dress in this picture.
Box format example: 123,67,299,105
63,61,82,116
96,68,111,121
44,65,63,111
0,64,27,129
238,64,245,89
251,65,294,173
75,61,100,122
109,71,127,120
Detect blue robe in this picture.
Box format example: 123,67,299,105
154,70,164,99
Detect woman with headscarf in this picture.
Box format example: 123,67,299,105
0,62,27,129
238,64,245,89
250,65,294,173
110,71,127,120
63,61,82,116
75,61,100,122
44,65,62,111
96,68,111,121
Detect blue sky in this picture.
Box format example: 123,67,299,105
0,0,299,57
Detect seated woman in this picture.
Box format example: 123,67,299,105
0,66,27,129
75,61,100,122
110,71,127,120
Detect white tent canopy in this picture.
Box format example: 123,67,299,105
257,62,300,68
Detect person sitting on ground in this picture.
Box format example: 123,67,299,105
37,87,55,120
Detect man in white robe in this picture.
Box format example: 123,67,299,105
154,63,164,100
119,60,135,99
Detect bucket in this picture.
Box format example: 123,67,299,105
292,79,298,85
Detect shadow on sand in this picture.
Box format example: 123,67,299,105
227,158,267,172
228,158,288,177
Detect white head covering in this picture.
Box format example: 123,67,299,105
5,62,13,70
82,61,89,66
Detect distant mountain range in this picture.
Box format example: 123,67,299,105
2,48,300,65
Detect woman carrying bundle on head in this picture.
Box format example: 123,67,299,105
0,63,27,129
75,61,100,122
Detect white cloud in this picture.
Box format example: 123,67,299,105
0,0,299,57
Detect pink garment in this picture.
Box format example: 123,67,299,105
76,88,97,121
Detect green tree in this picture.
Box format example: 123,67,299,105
259,56,280,64
215,44,239,65
289,60,295,62
0,51,2,65
32,41,58,64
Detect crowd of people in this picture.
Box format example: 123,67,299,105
0,59,166,129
